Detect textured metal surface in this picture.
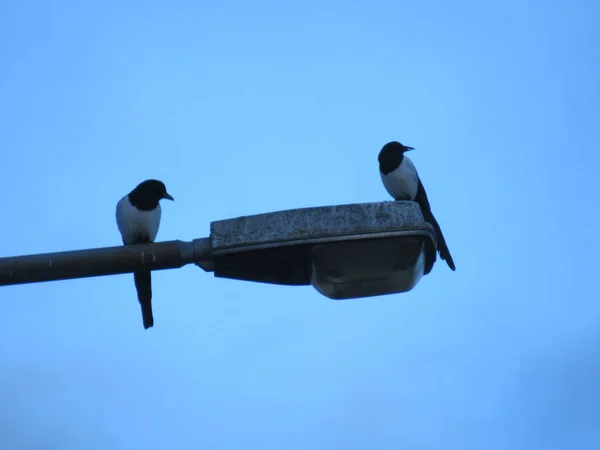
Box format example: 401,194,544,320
210,202,437,288
211,201,430,253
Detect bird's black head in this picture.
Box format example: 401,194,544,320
378,141,415,175
128,179,174,211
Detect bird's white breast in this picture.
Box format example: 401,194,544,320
380,156,419,200
116,195,162,244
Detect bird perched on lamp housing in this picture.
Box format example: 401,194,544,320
378,141,455,271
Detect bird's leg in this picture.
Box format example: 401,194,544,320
395,195,412,201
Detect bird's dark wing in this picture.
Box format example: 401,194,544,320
414,178,456,271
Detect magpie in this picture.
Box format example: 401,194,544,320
378,141,456,271
116,179,174,329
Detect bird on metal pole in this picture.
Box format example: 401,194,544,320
116,179,174,329
378,141,455,271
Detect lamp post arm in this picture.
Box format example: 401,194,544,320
0,238,213,287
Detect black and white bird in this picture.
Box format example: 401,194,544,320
378,141,455,271
116,179,174,329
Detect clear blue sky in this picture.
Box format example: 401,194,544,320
1,0,598,448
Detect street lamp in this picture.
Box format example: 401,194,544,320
0,201,438,299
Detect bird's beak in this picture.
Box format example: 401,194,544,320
163,193,174,201
404,146,414,151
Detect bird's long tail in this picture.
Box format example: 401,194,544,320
422,210,456,271
134,270,154,329
414,179,456,271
